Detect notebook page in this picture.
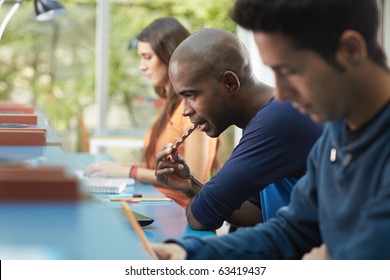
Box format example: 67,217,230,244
75,170,135,194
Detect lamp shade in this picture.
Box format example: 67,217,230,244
34,0,67,21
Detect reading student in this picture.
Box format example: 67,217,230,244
152,0,390,259
155,28,322,230
84,17,219,208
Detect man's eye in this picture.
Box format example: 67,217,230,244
278,67,298,76
183,93,195,99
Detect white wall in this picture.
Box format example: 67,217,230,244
235,26,275,146
237,26,275,87
384,0,390,57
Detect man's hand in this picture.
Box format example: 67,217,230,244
84,161,129,178
302,244,330,260
152,243,187,260
155,144,196,197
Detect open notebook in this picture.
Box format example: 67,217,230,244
75,171,135,194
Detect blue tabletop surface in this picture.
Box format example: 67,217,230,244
0,202,150,260
99,183,214,242
68,153,214,240
0,145,64,165
0,149,214,259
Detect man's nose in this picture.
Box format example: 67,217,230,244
182,102,192,117
274,75,293,102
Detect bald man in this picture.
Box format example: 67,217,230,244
155,28,323,230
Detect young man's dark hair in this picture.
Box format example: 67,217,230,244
231,0,388,71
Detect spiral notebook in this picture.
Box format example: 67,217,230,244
75,171,135,194
84,178,128,193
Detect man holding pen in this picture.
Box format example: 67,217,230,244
153,0,390,259
154,27,322,231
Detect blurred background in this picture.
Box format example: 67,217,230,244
1,0,389,164
0,0,236,163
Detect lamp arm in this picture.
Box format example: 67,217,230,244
0,0,23,42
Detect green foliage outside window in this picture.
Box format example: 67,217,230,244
0,0,236,153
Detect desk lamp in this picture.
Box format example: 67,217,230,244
0,0,67,41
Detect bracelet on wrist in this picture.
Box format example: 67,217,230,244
129,166,138,179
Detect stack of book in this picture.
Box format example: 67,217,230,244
0,101,46,146
0,165,81,202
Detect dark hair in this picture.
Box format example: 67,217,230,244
136,17,190,168
231,0,388,71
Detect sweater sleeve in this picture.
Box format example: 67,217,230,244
191,101,323,228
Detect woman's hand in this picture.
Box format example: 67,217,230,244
84,161,130,178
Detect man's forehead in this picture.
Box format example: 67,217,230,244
254,32,301,64
254,32,295,51
170,60,200,79
170,57,191,69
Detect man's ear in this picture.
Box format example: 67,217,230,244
335,30,367,68
222,71,240,93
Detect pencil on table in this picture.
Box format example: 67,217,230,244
121,201,158,260
111,197,172,202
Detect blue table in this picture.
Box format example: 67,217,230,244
0,149,214,259
63,153,214,242
0,145,63,165
100,184,214,242
0,202,150,259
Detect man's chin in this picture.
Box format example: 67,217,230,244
309,113,329,124
204,130,220,138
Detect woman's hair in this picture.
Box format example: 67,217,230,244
137,17,190,167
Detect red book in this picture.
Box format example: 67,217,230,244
0,101,35,114
0,166,81,202
0,129,46,146
0,113,38,124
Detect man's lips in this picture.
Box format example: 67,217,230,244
193,121,207,132
198,123,207,132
